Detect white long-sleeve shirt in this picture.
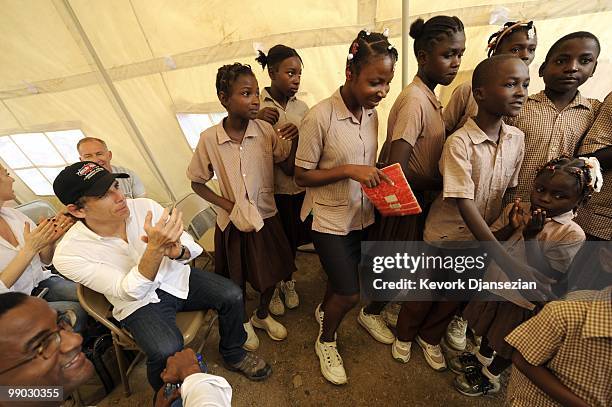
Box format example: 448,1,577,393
181,373,232,406
0,207,53,294
53,198,203,320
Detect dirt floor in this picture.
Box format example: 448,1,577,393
95,252,508,407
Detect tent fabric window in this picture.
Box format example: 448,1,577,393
176,112,227,150
0,129,84,196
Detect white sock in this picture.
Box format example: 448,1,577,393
481,365,500,382
476,351,493,366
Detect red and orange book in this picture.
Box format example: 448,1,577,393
362,163,422,216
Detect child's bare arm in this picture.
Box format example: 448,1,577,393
191,181,234,213
584,146,612,170
511,350,590,407
387,139,442,191
295,165,392,188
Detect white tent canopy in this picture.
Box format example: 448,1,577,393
2,0,611,207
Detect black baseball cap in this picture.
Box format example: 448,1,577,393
53,161,129,205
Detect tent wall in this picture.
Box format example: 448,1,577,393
1,0,611,209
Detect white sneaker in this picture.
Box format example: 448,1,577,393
280,280,299,309
251,313,287,341
315,335,347,385
243,321,259,351
446,316,468,351
268,287,285,316
416,336,447,371
357,307,395,344
391,339,412,363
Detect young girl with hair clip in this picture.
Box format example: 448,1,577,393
188,63,298,354
452,155,602,397
444,20,538,135
359,16,467,360
254,44,310,316
294,29,397,385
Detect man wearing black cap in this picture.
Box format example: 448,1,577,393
51,162,272,393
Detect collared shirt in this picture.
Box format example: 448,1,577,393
186,119,289,232
296,88,378,235
505,286,612,407
181,373,232,407
0,207,53,294
504,90,601,205
112,165,146,199
52,198,202,321
576,91,612,240
382,75,445,180
424,118,525,246
259,87,309,195
487,203,585,309
443,81,478,134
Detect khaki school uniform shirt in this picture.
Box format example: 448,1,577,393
187,119,289,232
505,286,612,407
443,81,478,135
576,92,612,240
259,88,309,195
296,88,378,236
382,75,445,181
424,118,524,246
486,203,585,309
504,90,601,205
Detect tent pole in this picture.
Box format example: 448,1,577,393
55,0,177,202
402,0,409,87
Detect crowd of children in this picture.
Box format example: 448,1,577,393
186,14,611,407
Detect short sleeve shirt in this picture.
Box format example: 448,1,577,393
259,88,309,195
504,91,601,205
443,81,478,135
576,91,612,240
383,75,446,181
424,118,525,245
187,119,289,232
296,88,378,235
112,165,146,199
505,287,612,407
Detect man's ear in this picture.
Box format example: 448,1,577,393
107,150,113,161
66,204,86,220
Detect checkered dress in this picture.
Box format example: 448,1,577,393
576,92,612,240
504,91,601,206
505,287,612,407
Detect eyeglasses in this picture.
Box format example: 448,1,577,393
0,311,75,375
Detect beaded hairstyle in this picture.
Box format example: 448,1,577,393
487,21,537,57
536,155,603,208
216,63,255,95
346,29,398,75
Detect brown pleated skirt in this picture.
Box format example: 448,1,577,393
214,213,295,293
274,192,312,257
462,294,539,359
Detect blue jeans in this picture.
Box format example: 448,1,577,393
121,268,247,391
35,276,88,333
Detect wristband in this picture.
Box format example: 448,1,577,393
171,245,186,260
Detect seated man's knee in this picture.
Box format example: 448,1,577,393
147,336,184,364
222,282,244,306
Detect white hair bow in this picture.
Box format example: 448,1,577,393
580,156,604,192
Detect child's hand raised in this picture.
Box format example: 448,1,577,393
257,107,279,125
523,209,546,239
276,122,299,140
508,198,526,229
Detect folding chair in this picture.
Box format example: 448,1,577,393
76,284,217,396
175,193,217,270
